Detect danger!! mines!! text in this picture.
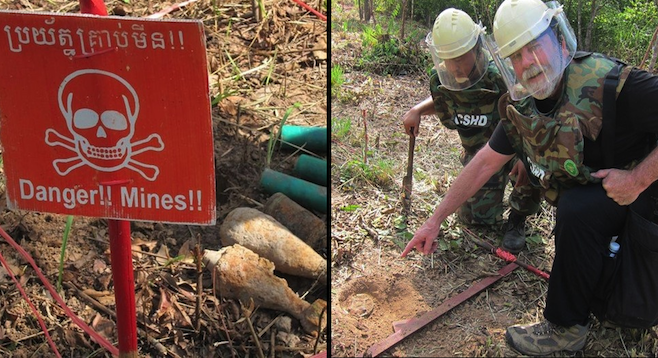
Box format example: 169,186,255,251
18,178,203,211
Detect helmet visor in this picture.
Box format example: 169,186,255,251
486,1,576,100
426,32,488,91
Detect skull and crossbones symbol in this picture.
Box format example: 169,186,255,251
45,69,164,181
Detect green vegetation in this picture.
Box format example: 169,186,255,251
332,115,395,188
341,157,395,187
348,0,658,70
266,104,299,168
356,19,430,76
56,215,74,293
592,0,658,66
331,65,345,98
341,18,363,32
331,117,352,140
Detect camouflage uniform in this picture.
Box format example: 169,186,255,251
430,61,541,225
494,51,658,334
498,53,634,206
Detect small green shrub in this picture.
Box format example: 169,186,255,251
331,65,345,98
361,24,382,48
331,117,352,140
357,23,431,76
341,158,395,188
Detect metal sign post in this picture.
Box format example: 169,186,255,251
108,220,137,356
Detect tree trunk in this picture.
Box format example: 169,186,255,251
400,0,408,40
649,37,658,72
640,26,658,70
584,0,601,51
363,0,372,22
358,0,363,21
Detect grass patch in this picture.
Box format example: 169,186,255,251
340,157,395,188
57,215,74,293
331,64,345,98
266,104,299,168
331,117,352,140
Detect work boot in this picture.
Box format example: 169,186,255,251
502,211,526,253
506,320,588,356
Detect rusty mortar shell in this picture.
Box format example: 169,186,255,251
219,207,327,283
263,192,327,252
203,245,326,335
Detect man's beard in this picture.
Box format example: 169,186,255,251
521,64,559,100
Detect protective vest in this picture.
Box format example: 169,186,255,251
430,61,507,155
499,53,632,205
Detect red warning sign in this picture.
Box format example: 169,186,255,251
0,11,216,225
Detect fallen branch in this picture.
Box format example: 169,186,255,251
63,281,171,356
195,243,203,333
242,300,266,358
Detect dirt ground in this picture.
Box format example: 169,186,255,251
331,3,658,357
0,0,327,357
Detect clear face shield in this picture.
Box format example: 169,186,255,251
425,29,488,91
485,1,577,100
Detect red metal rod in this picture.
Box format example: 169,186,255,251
463,227,550,280
108,220,138,357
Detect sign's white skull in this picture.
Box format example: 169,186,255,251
58,69,139,171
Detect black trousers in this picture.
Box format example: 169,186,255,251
542,183,654,327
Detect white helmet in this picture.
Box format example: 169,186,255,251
486,0,577,100
426,8,488,91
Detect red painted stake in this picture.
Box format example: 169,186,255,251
79,1,138,357
108,220,138,357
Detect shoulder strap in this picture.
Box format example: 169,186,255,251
602,63,623,168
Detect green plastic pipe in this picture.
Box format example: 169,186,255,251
280,125,327,153
260,168,327,214
293,154,327,187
